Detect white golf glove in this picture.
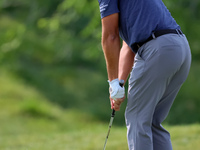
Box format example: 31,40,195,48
108,78,125,101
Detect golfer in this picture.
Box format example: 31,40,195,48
98,0,191,150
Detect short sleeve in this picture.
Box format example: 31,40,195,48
98,0,119,19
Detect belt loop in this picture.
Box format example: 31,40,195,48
178,29,183,35
152,32,156,39
176,29,181,36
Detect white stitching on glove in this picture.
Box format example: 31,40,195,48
108,78,125,101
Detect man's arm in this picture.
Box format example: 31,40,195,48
118,41,135,84
101,13,120,81
113,41,135,111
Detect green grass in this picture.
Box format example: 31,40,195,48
0,112,200,150
0,65,200,150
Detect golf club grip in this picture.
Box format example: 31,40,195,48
111,109,115,117
111,80,124,117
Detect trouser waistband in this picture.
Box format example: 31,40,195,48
132,29,183,53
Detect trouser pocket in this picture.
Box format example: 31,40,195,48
129,53,145,84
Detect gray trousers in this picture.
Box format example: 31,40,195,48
125,34,191,150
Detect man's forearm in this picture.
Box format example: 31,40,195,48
118,42,135,84
102,34,121,81
101,13,120,81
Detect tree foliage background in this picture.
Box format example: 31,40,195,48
0,0,199,125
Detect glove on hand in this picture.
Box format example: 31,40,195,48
108,78,125,100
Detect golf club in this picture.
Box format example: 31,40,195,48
103,80,124,150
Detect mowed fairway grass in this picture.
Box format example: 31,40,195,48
0,70,200,150
1,110,200,150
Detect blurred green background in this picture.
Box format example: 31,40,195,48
0,0,200,149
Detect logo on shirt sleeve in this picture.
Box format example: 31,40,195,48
99,3,108,13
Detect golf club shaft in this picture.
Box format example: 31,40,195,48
103,80,124,150
103,109,115,150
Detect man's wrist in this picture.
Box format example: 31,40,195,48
108,78,119,84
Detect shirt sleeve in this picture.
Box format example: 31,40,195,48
98,0,119,19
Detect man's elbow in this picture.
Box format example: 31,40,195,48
102,33,119,46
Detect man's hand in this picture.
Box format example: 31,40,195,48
108,78,125,111
108,79,125,100
110,96,125,111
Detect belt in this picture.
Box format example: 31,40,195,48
132,29,183,53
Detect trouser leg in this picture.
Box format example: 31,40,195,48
151,86,181,150
152,39,191,150
126,76,167,150
125,34,191,150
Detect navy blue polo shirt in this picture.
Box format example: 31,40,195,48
98,0,180,53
